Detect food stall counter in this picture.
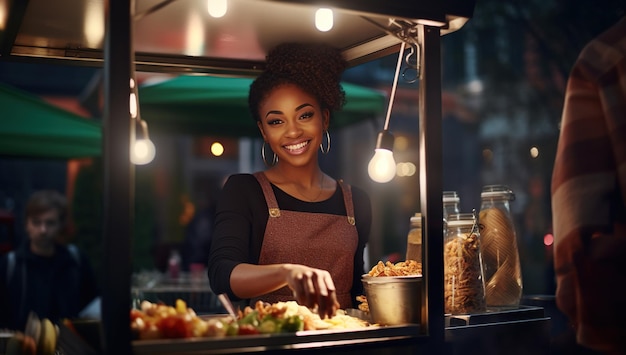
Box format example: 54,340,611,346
132,324,422,355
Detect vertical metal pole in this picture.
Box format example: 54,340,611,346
418,24,444,347
103,0,133,353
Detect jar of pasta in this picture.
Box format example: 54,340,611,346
444,213,486,315
479,185,523,308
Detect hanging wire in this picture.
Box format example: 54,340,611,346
134,0,179,21
383,40,407,131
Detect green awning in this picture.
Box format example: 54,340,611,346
138,75,385,137
0,83,102,159
0,76,384,159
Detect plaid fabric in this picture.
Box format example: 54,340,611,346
551,16,626,354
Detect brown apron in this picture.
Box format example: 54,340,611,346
252,172,358,309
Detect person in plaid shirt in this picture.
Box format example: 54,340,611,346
551,16,626,355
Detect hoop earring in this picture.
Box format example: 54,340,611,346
320,130,331,154
262,141,278,167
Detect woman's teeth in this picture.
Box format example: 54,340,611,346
285,141,308,151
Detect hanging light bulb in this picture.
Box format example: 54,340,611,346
315,8,333,32
129,74,156,165
368,130,396,183
128,25,155,165
129,78,137,118
131,119,156,165
208,0,227,18
368,41,407,183
131,138,156,165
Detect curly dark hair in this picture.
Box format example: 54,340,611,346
248,42,347,123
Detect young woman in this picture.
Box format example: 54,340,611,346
207,43,371,319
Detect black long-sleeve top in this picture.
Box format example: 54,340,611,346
0,241,99,330
207,173,371,308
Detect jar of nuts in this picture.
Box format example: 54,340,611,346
444,212,486,315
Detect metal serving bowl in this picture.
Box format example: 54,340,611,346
362,275,423,326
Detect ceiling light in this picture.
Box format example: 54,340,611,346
315,8,333,32
208,0,227,18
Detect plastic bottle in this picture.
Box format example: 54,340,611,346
478,185,523,308
167,249,181,280
405,213,422,263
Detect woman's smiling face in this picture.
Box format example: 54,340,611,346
257,83,329,168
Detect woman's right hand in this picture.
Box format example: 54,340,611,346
284,264,339,319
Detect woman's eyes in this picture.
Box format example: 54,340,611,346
267,111,314,125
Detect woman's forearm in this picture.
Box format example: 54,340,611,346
230,263,291,299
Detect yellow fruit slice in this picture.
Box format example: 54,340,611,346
37,318,58,355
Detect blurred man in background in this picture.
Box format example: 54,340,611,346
0,190,99,330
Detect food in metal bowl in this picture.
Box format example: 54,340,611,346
361,275,422,326
367,260,422,277
357,260,422,315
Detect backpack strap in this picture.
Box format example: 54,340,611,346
67,244,80,265
6,251,15,282
5,251,28,323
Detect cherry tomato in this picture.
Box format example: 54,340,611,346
130,309,144,322
157,315,192,339
237,324,260,335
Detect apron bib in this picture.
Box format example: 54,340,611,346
252,172,358,309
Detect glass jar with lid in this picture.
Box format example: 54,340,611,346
443,191,461,237
478,185,523,308
443,212,486,315
405,213,422,263
442,191,461,222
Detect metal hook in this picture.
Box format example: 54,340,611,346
401,38,420,84
402,67,419,84
404,44,417,68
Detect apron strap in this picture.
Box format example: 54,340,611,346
253,172,281,217
337,180,356,225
